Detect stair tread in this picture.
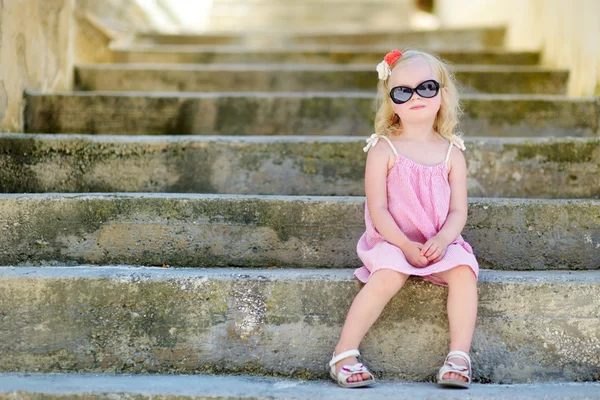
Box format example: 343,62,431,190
0,373,599,398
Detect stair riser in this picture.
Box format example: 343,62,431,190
0,268,598,383
75,68,568,95
1,135,598,198
24,93,600,137
133,35,243,46
112,49,540,66
0,195,597,270
134,28,505,49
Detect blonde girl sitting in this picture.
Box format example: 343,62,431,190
329,49,479,389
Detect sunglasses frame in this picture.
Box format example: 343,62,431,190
389,79,441,105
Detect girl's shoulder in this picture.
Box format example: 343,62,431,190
364,134,398,158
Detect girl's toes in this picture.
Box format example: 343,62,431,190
445,372,467,382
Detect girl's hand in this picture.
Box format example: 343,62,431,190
421,236,450,264
401,241,429,268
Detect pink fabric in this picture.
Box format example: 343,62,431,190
354,141,479,286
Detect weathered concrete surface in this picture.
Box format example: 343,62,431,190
134,33,245,46
0,194,597,270
0,267,598,383
0,375,600,400
111,45,541,66
74,64,569,95
288,27,506,48
24,92,600,137
0,134,598,199
134,27,505,49
5,375,600,400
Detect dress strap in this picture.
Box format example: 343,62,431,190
378,136,399,156
363,134,398,155
444,142,453,165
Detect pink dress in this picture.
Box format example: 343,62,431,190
354,137,479,286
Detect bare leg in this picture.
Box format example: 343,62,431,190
432,265,478,382
333,269,410,382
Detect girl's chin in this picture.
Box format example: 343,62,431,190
399,114,437,123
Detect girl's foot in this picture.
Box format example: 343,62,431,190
437,350,471,389
328,349,375,388
334,354,372,382
441,355,469,383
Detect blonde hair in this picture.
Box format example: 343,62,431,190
374,49,463,144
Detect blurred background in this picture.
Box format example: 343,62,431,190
0,0,599,131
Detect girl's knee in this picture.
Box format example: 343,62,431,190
369,269,409,291
445,265,477,285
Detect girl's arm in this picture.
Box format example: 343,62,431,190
365,143,428,267
421,148,469,262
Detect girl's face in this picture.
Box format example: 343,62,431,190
388,57,441,125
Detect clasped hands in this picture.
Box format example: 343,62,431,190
401,235,450,268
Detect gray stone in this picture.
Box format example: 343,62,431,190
23,92,600,137
0,267,598,383
132,27,505,49
0,373,600,399
133,33,244,46
0,134,598,198
74,64,568,95
112,46,540,66
0,194,597,270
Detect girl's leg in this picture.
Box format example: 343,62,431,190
333,269,410,382
431,265,478,382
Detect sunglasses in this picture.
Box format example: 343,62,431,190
389,79,441,104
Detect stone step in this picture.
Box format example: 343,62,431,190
0,266,598,383
24,92,600,137
133,27,505,49
111,45,540,66
153,1,415,34
290,27,506,48
204,3,412,23
1,134,598,199
74,64,568,95
131,33,245,46
0,374,599,400
0,194,597,270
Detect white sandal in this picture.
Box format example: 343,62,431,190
328,349,376,388
437,350,472,389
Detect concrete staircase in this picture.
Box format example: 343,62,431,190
1,20,599,398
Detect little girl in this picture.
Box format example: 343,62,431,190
328,49,479,389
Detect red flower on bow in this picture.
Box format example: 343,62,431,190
384,50,403,66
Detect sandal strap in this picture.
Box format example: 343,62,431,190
329,349,361,367
438,350,472,384
438,364,471,383
338,363,374,383
445,350,471,368
341,363,366,374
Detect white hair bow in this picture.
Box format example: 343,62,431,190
376,61,391,80
363,133,380,152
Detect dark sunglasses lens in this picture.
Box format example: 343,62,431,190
391,87,413,104
416,80,439,98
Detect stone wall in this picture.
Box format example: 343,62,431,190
0,0,177,132
0,0,75,132
434,0,600,96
